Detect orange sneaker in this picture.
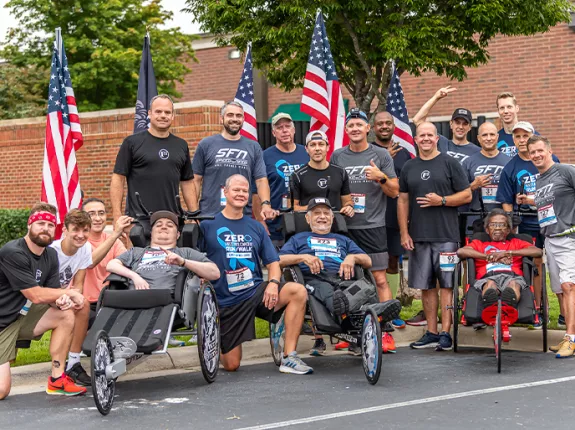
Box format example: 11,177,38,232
334,341,350,350
382,332,396,354
46,374,87,396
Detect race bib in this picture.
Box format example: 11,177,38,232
481,185,498,203
486,261,512,273
226,267,254,292
220,187,226,206
538,204,557,227
439,252,459,272
310,237,341,258
281,194,289,210
351,193,366,214
19,299,32,316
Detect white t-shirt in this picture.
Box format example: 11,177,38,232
50,239,93,288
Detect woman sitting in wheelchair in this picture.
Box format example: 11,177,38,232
278,197,375,316
457,209,542,314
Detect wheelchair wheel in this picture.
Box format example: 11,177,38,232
269,312,285,367
197,283,220,384
361,308,382,385
91,330,115,416
495,299,502,374
541,263,548,353
452,281,459,353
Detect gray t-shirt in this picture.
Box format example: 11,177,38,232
331,144,396,229
462,151,510,212
438,135,481,164
117,246,211,290
192,134,267,216
534,163,575,238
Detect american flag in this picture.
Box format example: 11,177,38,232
301,12,348,159
233,43,258,141
41,29,83,238
386,64,416,157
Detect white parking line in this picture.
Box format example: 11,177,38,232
236,375,575,430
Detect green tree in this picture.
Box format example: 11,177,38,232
1,0,196,116
185,0,571,114
0,63,46,119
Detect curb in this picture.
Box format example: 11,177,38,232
10,325,562,390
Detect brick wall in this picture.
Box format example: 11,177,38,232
0,101,223,210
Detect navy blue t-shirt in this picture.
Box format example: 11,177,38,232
255,144,309,241
199,213,279,307
279,232,365,277
496,153,560,230
497,128,539,158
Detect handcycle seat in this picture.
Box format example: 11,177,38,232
83,289,177,354
308,294,342,333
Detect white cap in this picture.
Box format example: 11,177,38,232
512,121,535,133
305,130,328,145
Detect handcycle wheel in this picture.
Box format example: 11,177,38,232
197,283,220,383
269,312,285,367
91,330,115,416
362,308,382,385
495,299,502,374
541,263,548,353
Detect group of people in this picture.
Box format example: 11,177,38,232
1,87,574,402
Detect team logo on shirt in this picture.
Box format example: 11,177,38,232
216,227,255,270
215,148,249,168
344,166,371,183
275,160,303,187
421,170,431,180
35,269,42,283
60,266,73,288
474,165,504,176
317,178,328,188
159,149,169,160
447,152,470,162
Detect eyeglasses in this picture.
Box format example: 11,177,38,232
488,222,508,229
87,210,106,218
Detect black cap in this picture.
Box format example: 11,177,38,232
451,108,472,123
307,197,332,211
150,210,179,227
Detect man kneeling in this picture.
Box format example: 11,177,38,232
457,209,542,309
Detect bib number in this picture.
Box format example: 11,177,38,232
281,194,289,210
538,204,557,227
220,187,226,206
310,237,340,258
226,267,254,292
19,299,32,316
481,185,498,203
486,261,512,273
351,193,366,214
439,252,459,272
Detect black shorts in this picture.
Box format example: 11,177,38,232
386,227,404,257
219,282,284,354
348,226,387,254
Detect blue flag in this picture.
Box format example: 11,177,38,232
134,33,158,133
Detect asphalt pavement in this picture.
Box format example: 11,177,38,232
1,346,574,430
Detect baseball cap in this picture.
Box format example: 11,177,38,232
271,112,293,127
305,130,328,145
307,197,332,211
150,210,179,227
512,121,535,134
345,108,369,124
451,108,472,123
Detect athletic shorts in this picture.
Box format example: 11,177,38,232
545,236,575,294
408,242,459,290
304,277,335,313
473,273,527,293
89,302,98,329
219,282,284,354
385,227,404,258
0,304,50,365
348,227,388,271
518,225,544,249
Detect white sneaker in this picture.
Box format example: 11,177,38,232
168,337,185,347
279,351,313,375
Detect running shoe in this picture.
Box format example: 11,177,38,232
383,321,395,333
409,331,440,349
46,374,87,396
168,337,185,347
309,338,327,356
472,322,487,331
270,313,285,353
482,288,498,308
405,310,427,326
531,312,543,330
279,351,313,374
334,341,350,350
348,343,362,356
556,338,575,358
66,362,91,386
558,315,566,328
550,335,569,353
436,331,453,351
382,332,396,353
501,286,518,308
391,318,406,329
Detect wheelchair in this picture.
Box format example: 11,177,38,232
271,211,402,385
83,194,220,415
452,214,548,373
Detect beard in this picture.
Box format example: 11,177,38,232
224,122,242,136
29,230,54,247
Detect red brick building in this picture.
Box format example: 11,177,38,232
179,22,575,162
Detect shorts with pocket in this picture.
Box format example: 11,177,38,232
408,242,459,290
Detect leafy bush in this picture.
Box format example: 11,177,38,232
0,209,29,246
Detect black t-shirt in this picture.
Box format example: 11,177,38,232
290,163,350,209
399,153,470,243
0,238,60,330
113,131,194,217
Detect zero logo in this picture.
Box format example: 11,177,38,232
421,170,431,181
317,178,328,189
159,149,170,160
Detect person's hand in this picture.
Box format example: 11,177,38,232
302,254,324,275
340,205,355,218
435,86,457,100
401,233,414,251
56,294,74,311
339,256,355,280
67,290,85,310
516,194,534,206
161,247,185,267
133,274,150,290
365,160,384,182
389,141,404,158
261,205,279,221
114,215,133,236
473,174,493,189
416,193,443,208
263,282,279,310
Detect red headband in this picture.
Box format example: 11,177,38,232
28,211,57,226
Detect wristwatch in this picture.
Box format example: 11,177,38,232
261,200,271,206
441,196,446,206
269,278,281,286
180,259,186,267
379,175,388,185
